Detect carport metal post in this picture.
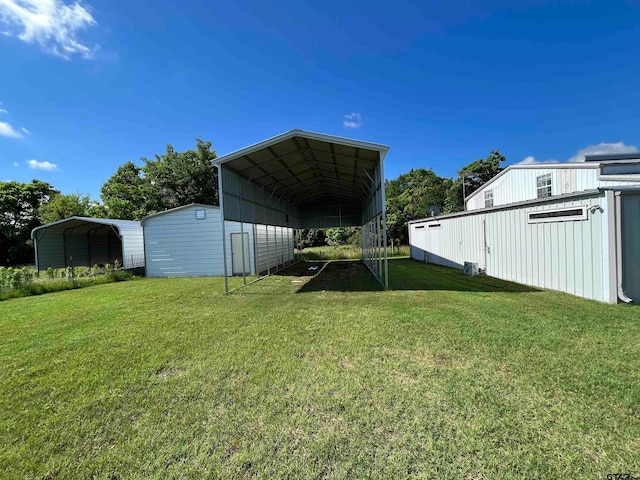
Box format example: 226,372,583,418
266,225,271,275
239,176,247,287
33,230,41,272
253,224,258,278
380,159,389,290
240,220,246,286
217,165,229,293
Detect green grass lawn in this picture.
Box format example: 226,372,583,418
1,259,639,478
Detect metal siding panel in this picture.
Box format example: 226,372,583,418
565,220,576,295
410,191,607,300
588,200,600,300
143,206,256,277
220,167,301,228
621,194,640,301
121,228,145,269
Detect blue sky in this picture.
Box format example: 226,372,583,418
1,0,639,200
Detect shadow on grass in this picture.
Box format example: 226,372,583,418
270,258,539,294
388,258,540,293
273,260,383,293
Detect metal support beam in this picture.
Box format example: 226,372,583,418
218,166,229,293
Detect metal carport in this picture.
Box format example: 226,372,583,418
213,129,390,292
31,217,145,271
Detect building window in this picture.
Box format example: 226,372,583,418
195,209,206,220
484,190,494,208
527,206,588,223
537,174,552,198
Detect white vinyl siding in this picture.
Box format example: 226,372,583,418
466,164,640,211
410,192,611,302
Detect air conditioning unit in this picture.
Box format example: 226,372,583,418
464,262,479,276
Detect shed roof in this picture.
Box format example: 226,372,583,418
140,203,219,224
32,217,141,238
213,129,389,208
410,189,603,224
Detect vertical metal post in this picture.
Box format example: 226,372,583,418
253,224,258,277
217,166,229,293
280,226,284,269
376,214,381,281
239,177,247,286
240,221,247,286
33,232,40,273
380,159,389,290
266,225,271,275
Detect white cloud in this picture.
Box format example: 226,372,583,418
343,112,363,129
0,0,97,59
21,126,29,134
568,142,639,163
13,161,19,166
0,120,23,137
517,155,558,165
27,159,58,170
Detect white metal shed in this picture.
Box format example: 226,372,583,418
31,217,145,271
409,188,640,304
141,204,294,278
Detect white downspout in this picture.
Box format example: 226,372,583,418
615,192,633,303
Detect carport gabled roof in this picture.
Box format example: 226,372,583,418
213,129,389,207
31,217,141,239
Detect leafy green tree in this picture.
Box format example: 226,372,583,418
444,150,506,213
296,229,326,249
101,139,219,220
86,202,109,218
143,138,218,210
38,193,92,224
325,227,360,246
101,162,152,220
385,168,451,244
0,180,58,265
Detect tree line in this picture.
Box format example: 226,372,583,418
0,139,504,266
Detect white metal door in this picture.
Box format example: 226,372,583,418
231,233,250,275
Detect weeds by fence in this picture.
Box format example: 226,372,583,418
300,245,410,261
0,263,136,301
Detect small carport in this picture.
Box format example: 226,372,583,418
31,217,145,271
213,129,389,292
